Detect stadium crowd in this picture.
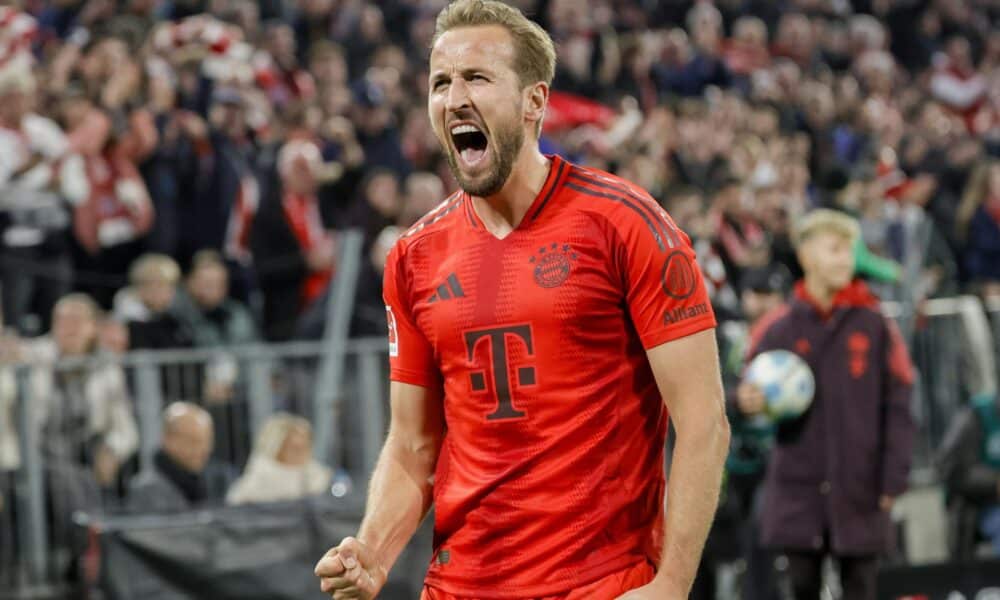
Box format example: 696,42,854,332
0,0,999,596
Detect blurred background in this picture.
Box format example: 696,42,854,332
0,0,998,598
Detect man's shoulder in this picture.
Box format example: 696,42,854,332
391,191,466,258
561,164,682,249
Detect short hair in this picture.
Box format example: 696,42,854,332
432,0,556,90
129,253,181,286
793,209,860,248
54,293,100,321
190,249,226,274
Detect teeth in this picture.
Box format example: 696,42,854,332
450,124,480,135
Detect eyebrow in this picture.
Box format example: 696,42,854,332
429,67,496,82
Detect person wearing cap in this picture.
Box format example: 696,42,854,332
738,209,915,600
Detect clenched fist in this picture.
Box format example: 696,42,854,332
315,536,387,599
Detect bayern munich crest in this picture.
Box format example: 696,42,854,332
529,243,578,288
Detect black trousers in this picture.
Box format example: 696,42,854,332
785,550,878,600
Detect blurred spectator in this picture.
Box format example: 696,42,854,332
173,249,256,463
744,210,914,600
114,254,193,350
174,249,257,348
59,86,156,308
0,294,137,487
655,5,731,98
930,37,991,135
174,87,261,285
128,402,224,512
34,294,138,488
350,76,411,176
252,139,334,341
0,293,138,574
226,413,331,505
956,160,1000,298
938,392,1000,559
0,60,89,335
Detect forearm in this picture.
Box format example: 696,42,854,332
356,433,437,575
656,417,729,595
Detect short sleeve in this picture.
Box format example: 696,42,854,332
615,205,716,349
383,243,441,389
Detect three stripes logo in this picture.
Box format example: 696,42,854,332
428,273,465,303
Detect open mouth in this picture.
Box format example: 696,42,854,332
450,123,489,168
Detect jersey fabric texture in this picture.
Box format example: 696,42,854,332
419,560,656,600
384,155,716,597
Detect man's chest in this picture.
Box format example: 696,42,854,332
408,222,625,366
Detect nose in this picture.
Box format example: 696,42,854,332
444,77,470,113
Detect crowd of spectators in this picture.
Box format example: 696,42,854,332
0,0,996,345
0,0,999,594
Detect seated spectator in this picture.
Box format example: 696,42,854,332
34,295,138,489
174,250,257,348
226,413,331,505
937,392,1000,558
128,402,224,512
173,249,257,463
113,253,193,350
0,295,137,487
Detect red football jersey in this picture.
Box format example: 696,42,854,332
384,155,716,597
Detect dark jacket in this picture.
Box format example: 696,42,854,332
250,182,309,341
936,395,1000,559
749,280,915,555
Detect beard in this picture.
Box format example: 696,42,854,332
444,118,524,197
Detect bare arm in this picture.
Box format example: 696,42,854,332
357,380,444,570
634,329,730,598
315,380,444,596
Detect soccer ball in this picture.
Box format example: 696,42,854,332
744,350,815,421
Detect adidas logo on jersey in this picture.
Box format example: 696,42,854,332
428,273,465,303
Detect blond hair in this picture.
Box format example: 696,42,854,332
129,253,181,286
54,293,101,321
793,209,860,248
433,0,556,90
252,412,312,460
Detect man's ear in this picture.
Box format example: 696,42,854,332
524,81,549,134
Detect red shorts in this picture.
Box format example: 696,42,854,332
419,560,655,600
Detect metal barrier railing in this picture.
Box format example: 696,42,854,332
883,296,1000,482
2,293,999,596
0,337,390,596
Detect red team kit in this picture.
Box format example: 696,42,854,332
385,156,716,598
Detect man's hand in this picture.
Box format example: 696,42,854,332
315,537,387,599
736,382,766,415
879,495,895,512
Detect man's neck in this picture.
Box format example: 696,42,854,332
803,275,835,312
472,146,550,238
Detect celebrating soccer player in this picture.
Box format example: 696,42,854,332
315,1,730,598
